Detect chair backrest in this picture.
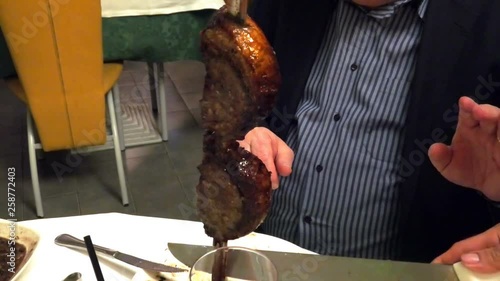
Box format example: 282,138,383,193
0,0,106,151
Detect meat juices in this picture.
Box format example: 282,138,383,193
195,3,281,279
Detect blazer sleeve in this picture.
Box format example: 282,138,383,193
487,204,500,223
477,192,500,223
248,0,280,44
486,200,500,223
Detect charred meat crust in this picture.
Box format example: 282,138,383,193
197,142,272,241
196,7,281,242
201,7,281,119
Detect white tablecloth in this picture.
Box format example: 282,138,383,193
14,213,313,281
10,213,499,281
101,0,225,18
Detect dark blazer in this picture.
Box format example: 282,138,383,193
249,0,500,262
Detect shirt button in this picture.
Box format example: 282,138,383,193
350,63,358,71
333,114,341,121
315,165,323,172
303,216,312,224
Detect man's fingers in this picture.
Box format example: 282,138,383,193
237,140,251,152
275,138,294,177
431,256,443,264
472,103,500,136
461,246,500,274
432,242,468,265
457,96,500,137
497,118,500,142
432,224,500,265
458,96,479,129
242,127,294,189
428,143,453,173
250,132,280,189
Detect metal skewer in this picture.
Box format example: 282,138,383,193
239,0,248,21
209,1,249,280
224,0,248,21
212,239,228,281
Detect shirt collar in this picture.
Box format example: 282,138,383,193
416,0,429,20
346,0,429,20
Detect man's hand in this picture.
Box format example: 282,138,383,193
239,127,294,189
428,96,500,200
432,224,500,274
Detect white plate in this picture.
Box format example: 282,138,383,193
132,231,315,281
0,218,40,281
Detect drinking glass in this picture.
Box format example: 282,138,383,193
189,246,278,281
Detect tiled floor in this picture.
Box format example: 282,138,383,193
0,60,205,222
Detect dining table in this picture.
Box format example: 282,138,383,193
11,212,495,281
12,212,315,281
0,0,226,78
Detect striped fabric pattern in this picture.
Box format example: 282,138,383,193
261,0,428,259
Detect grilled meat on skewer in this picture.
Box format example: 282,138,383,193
196,0,281,248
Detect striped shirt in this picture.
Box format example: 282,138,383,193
261,0,428,259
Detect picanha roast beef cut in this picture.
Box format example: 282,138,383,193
196,0,281,248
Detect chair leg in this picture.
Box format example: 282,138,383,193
156,62,168,141
26,110,44,218
30,124,45,160
112,84,126,151
107,90,129,206
148,62,158,112
36,149,45,160
155,64,161,114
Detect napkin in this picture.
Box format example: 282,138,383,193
131,249,190,281
453,262,500,281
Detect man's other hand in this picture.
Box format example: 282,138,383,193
433,224,500,274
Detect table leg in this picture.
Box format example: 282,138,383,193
156,62,169,141
148,62,158,113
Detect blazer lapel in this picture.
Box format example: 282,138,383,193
400,0,484,206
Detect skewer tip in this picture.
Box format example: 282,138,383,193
225,0,248,21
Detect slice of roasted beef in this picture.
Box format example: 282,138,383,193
196,4,281,245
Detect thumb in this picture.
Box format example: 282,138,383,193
428,143,453,173
461,246,500,274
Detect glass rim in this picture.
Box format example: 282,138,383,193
189,246,277,277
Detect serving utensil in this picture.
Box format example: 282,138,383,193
55,234,187,273
168,242,500,281
62,272,82,281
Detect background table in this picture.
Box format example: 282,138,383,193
0,0,225,78
0,1,224,149
0,11,215,78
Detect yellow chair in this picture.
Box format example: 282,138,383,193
0,0,129,217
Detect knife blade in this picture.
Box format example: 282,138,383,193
168,242,459,281
54,234,187,273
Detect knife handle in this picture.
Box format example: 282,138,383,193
55,234,117,257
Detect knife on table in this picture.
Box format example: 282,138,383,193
54,234,187,273
168,242,500,281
